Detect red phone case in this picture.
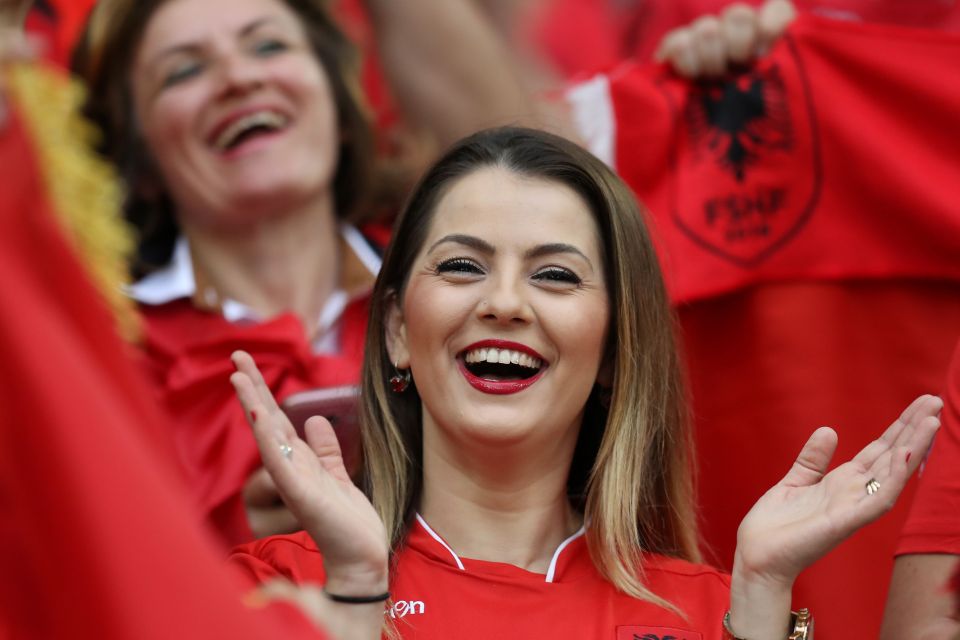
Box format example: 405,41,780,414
280,386,361,475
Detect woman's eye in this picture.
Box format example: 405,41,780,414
532,267,581,285
435,258,484,276
253,39,288,56
162,61,202,87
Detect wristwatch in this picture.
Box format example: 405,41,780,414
788,609,813,640
722,609,813,640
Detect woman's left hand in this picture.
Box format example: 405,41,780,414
726,394,941,637
736,394,941,584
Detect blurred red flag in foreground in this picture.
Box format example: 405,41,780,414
0,67,326,639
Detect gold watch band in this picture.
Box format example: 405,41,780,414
722,608,813,640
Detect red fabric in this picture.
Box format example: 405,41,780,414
231,520,732,638
897,339,960,556
332,0,400,133
585,15,960,638
0,105,324,639
599,15,960,304
138,296,370,547
24,0,98,68
530,0,960,80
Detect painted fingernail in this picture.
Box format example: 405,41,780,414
250,410,257,422
906,452,912,464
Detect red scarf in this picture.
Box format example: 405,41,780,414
138,297,370,546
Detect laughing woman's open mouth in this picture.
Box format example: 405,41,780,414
457,341,546,395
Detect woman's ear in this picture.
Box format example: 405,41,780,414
385,293,410,368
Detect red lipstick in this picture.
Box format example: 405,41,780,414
457,340,547,395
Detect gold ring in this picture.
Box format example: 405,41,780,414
865,478,881,496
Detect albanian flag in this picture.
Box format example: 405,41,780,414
569,13,960,303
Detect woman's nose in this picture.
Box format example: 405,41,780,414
214,52,264,97
478,276,533,325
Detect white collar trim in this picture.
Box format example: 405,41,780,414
544,525,585,583
414,513,586,581
415,514,465,571
126,224,381,325
126,238,196,305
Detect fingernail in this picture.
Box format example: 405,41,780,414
679,50,698,76
250,410,257,422
906,452,912,464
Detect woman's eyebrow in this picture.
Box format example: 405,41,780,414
426,234,495,255
148,16,277,69
525,243,593,268
148,42,201,71
240,16,281,37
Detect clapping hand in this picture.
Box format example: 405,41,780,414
737,394,942,582
230,351,389,598
728,395,942,636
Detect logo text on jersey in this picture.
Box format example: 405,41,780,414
387,600,425,619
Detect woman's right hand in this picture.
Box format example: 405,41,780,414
230,350,389,598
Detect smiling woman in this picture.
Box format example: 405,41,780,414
70,0,379,546
228,127,943,640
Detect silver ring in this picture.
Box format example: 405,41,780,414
865,478,881,496
279,443,293,460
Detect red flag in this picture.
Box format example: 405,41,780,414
572,14,960,303
0,79,325,639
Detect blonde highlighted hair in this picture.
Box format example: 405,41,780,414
360,127,699,611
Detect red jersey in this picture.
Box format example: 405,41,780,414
897,339,960,556
230,516,732,639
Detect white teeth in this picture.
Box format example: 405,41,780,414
463,347,542,370
214,111,288,151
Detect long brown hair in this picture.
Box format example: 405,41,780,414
71,0,374,277
360,127,699,609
